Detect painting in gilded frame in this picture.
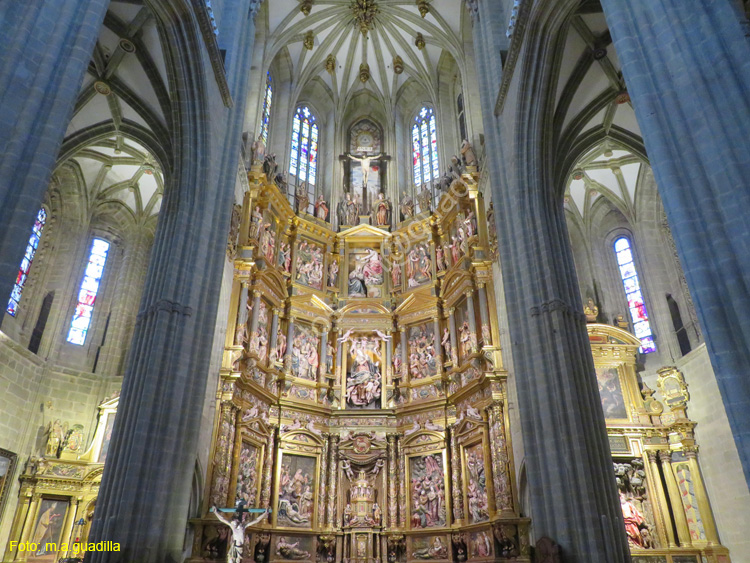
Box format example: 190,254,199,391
235,441,260,506
464,442,489,523
409,453,447,529
468,530,493,560
595,366,627,419
277,453,316,529
27,498,69,560
0,449,17,525
291,323,320,381
407,322,438,380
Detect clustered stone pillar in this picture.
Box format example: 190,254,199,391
600,0,750,487
0,0,110,304
476,283,491,346
260,424,277,510
486,403,512,513
387,435,398,528
326,435,339,527
209,402,239,507
449,427,464,524
318,434,329,526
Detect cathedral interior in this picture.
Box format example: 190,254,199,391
1,1,750,563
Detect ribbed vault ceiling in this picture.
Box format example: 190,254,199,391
264,0,464,104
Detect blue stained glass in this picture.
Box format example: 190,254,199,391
289,107,318,187
412,107,439,186
260,72,273,143
613,237,655,353
7,208,47,316
66,238,110,345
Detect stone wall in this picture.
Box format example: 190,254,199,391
0,330,121,553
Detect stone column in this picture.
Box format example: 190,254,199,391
260,425,277,510
449,427,464,524
0,0,110,304
318,434,329,526
477,283,491,346
659,450,691,546
469,1,630,558
397,437,407,528
326,435,339,527
209,402,239,508
486,403,512,513
646,450,675,547
86,4,265,559
600,0,750,486
448,308,458,365
387,435,398,528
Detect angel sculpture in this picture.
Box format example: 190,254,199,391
371,458,385,476
424,420,443,431
242,405,259,421
404,421,421,436
341,459,356,481
306,420,323,437
466,405,483,420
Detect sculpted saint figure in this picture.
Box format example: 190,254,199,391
337,194,349,226
374,192,390,226
296,183,310,214
417,185,431,214
315,194,329,221
400,191,415,219
347,194,361,226
251,134,266,164
461,139,478,167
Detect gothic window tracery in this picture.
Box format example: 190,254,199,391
614,236,655,353
411,106,439,193
67,238,110,346
7,207,46,316
289,106,319,213
260,71,273,144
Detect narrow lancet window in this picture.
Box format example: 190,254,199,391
260,71,273,144
67,238,110,345
289,106,319,211
7,208,47,316
614,237,655,353
412,106,439,187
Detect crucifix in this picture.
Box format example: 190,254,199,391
339,150,391,214
211,504,270,563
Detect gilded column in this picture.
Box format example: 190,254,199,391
659,450,691,546
400,330,408,379
448,308,458,365
385,330,392,384
260,424,277,509
387,435,398,528
248,290,262,353
209,402,239,507
685,449,719,544
477,283,491,346
327,435,339,527
487,403,513,513
60,497,81,555
236,282,250,345
285,316,295,371
398,437,407,528
318,434,329,526
269,307,279,361
465,290,478,353
319,328,329,382
646,450,675,547
449,427,464,524
433,318,442,368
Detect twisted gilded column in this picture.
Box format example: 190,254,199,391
387,435,398,528
318,434,329,526
487,403,513,513
209,402,239,507
326,435,339,527
260,424,277,509
449,427,464,524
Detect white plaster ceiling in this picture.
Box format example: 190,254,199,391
263,0,464,105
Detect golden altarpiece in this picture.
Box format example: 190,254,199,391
188,161,530,563
588,324,731,563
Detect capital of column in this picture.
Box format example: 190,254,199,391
659,450,672,463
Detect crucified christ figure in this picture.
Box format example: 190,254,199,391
212,506,269,563
346,151,382,189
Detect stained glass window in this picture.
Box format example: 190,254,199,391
614,237,655,353
260,71,273,144
289,106,319,211
66,238,110,346
412,106,439,188
7,208,47,316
